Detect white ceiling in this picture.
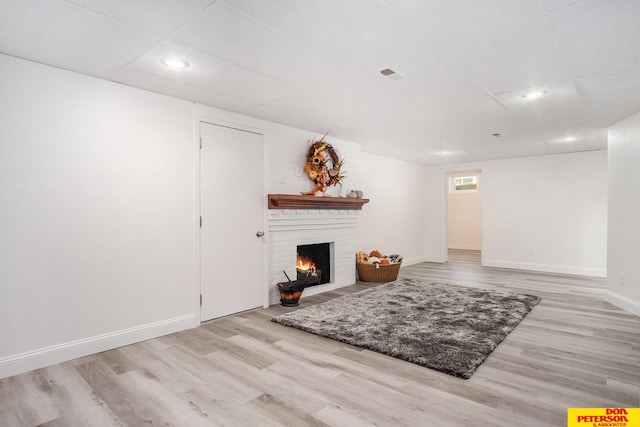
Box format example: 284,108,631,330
1,0,639,165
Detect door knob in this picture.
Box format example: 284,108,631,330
256,231,264,237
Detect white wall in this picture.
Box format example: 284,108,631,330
482,152,607,276
423,167,448,262
447,174,482,250
423,151,608,277
607,112,640,315
0,54,198,378
356,152,429,265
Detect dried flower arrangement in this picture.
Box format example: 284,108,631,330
301,134,345,195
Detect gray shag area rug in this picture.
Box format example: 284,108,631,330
272,278,540,379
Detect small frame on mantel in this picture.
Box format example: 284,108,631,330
267,194,369,210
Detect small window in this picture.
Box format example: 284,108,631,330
449,175,478,193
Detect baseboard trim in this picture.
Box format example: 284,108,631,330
0,314,198,379
482,259,606,278
605,291,640,317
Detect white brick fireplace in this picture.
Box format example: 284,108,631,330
267,202,365,305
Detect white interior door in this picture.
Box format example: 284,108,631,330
200,122,264,321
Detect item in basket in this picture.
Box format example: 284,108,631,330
356,251,369,263
356,250,402,265
388,254,403,263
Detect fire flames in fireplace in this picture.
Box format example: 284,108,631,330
297,254,321,285
296,255,316,275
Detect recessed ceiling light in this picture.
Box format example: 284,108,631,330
160,57,190,69
559,136,576,142
521,90,548,100
432,150,456,156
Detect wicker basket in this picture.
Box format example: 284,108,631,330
356,262,401,283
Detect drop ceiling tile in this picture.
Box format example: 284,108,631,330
115,67,256,112
380,48,489,108
548,0,640,77
0,0,161,64
359,134,550,165
334,118,436,149
360,144,450,166
0,28,123,79
66,0,216,36
495,81,592,138
540,0,586,13
466,140,555,160
543,128,607,151
382,0,544,47
429,97,542,145
439,17,572,94
122,41,302,105
536,125,602,147
171,2,359,91
231,0,418,68
575,66,640,127
236,103,338,136
263,81,421,130
335,106,490,157
257,94,363,132
171,2,289,64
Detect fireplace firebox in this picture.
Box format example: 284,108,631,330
296,243,331,287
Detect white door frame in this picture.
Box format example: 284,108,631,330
193,115,270,323
442,168,484,264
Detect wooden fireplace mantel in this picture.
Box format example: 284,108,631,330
268,194,369,210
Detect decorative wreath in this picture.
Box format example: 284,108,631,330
302,138,345,195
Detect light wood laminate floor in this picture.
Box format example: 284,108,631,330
1,250,639,426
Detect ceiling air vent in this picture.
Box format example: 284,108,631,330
380,68,403,80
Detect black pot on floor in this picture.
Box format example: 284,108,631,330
277,280,307,307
